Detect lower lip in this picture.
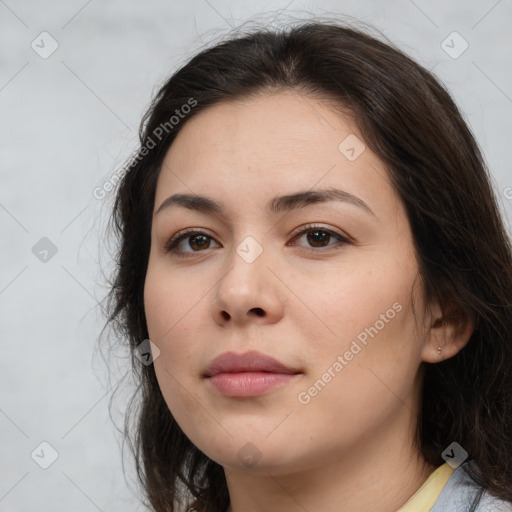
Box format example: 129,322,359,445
206,372,299,397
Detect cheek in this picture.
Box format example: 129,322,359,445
296,300,421,447
152,356,223,461
297,255,424,412
143,263,202,400
304,264,414,344
144,267,209,434
144,260,197,344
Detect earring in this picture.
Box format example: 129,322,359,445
437,346,442,354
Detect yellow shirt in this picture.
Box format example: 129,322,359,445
397,463,456,512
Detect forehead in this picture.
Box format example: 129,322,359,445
154,90,394,218
165,90,356,165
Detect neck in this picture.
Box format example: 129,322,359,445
223,407,436,512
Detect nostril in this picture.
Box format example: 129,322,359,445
220,308,264,320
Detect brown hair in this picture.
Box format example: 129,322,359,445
101,18,512,512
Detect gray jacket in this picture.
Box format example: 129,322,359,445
430,460,512,511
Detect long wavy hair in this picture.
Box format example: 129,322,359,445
100,17,512,512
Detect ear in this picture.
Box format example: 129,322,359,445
421,300,474,363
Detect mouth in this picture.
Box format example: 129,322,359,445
205,371,301,397
203,350,302,397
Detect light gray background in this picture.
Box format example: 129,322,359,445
1,1,511,511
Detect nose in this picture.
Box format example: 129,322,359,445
212,238,285,326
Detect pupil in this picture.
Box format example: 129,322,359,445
308,230,329,247
190,235,209,250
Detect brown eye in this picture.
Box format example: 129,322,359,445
289,225,351,251
187,234,211,251
165,224,352,258
305,230,331,248
165,231,220,255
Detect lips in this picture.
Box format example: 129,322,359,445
203,350,300,378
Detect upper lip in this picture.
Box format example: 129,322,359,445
203,350,300,377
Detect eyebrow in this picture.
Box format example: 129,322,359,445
155,187,376,218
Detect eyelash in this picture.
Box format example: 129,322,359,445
164,224,353,257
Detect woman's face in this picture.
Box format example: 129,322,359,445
144,90,437,476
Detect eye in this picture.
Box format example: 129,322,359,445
287,224,352,251
164,224,352,257
165,230,220,255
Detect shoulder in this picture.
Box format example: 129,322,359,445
477,492,512,512
430,460,512,512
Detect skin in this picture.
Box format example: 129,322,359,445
143,90,474,512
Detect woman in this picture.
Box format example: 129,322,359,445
103,18,512,512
